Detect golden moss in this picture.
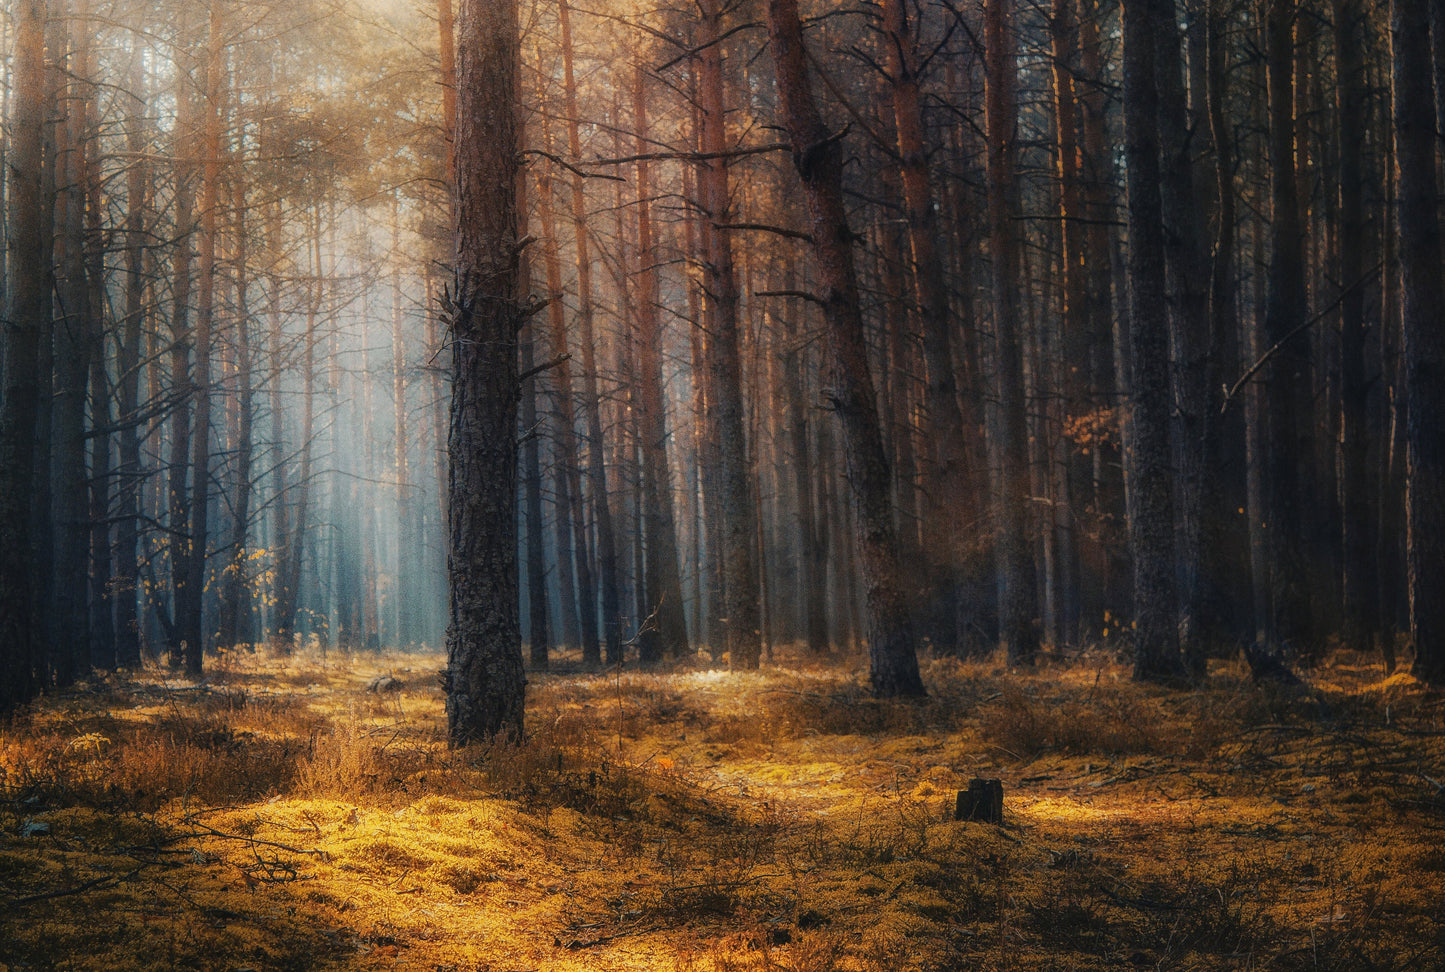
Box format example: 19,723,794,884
0,646,1440,971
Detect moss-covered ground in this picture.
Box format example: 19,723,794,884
2,645,1441,970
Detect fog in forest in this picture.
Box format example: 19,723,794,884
2,0,1443,967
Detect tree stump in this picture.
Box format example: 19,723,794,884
955,778,1004,823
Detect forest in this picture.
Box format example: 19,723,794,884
0,0,1443,968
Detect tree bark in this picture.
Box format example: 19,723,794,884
557,0,622,666
1393,0,1445,684
446,0,526,743
698,0,763,668
630,62,691,663
218,176,255,653
1336,0,1378,655
985,0,1039,664
765,0,923,696
537,160,600,666
0,0,49,712
521,324,550,669
1264,0,1311,654
1121,0,1186,682
53,7,96,684
178,3,224,675
114,42,148,668
1151,0,1214,673
165,34,197,667
880,0,973,654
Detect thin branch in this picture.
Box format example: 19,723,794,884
1221,261,1383,415
716,222,813,242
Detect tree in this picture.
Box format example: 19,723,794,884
697,0,762,669
764,0,923,697
1392,0,1445,684
0,0,50,713
880,0,975,655
445,0,526,743
984,0,1039,665
1121,0,1185,682
629,62,691,663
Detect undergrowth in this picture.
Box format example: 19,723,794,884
0,645,1440,971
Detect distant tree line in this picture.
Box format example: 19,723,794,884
5,0,1444,731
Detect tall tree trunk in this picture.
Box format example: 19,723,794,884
881,0,974,654
1051,0,1086,650
1336,0,1377,654
630,63,691,662
557,0,621,665
52,8,94,684
537,161,600,666
114,43,148,668
265,199,291,649
1151,0,1214,673
521,324,550,669
783,293,828,654
1264,0,1311,654
0,0,49,711
165,34,197,667
79,5,113,670
218,176,254,652
276,227,320,653
765,0,923,696
1122,0,1186,682
698,0,762,668
985,0,1039,664
391,201,412,647
446,0,526,743
1393,0,1445,684
1207,0,1248,648
178,4,224,675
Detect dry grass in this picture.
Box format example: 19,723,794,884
1,644,1441,971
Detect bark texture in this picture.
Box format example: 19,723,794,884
446,0,526,743
765,0,924,697
1393,0,1445,684
1121,0,1185,682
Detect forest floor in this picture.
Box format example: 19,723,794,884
1,643,1442,972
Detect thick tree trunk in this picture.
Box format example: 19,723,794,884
1121,0,1185,682
1151,0,1214,673
446,0,526,743
53,11,95,683
881,0,973,655
0,0,49,712
765,0,923,696
1264,0,1312,654
1393,0,1445,684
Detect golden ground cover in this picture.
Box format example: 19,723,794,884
1,646,1441,971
